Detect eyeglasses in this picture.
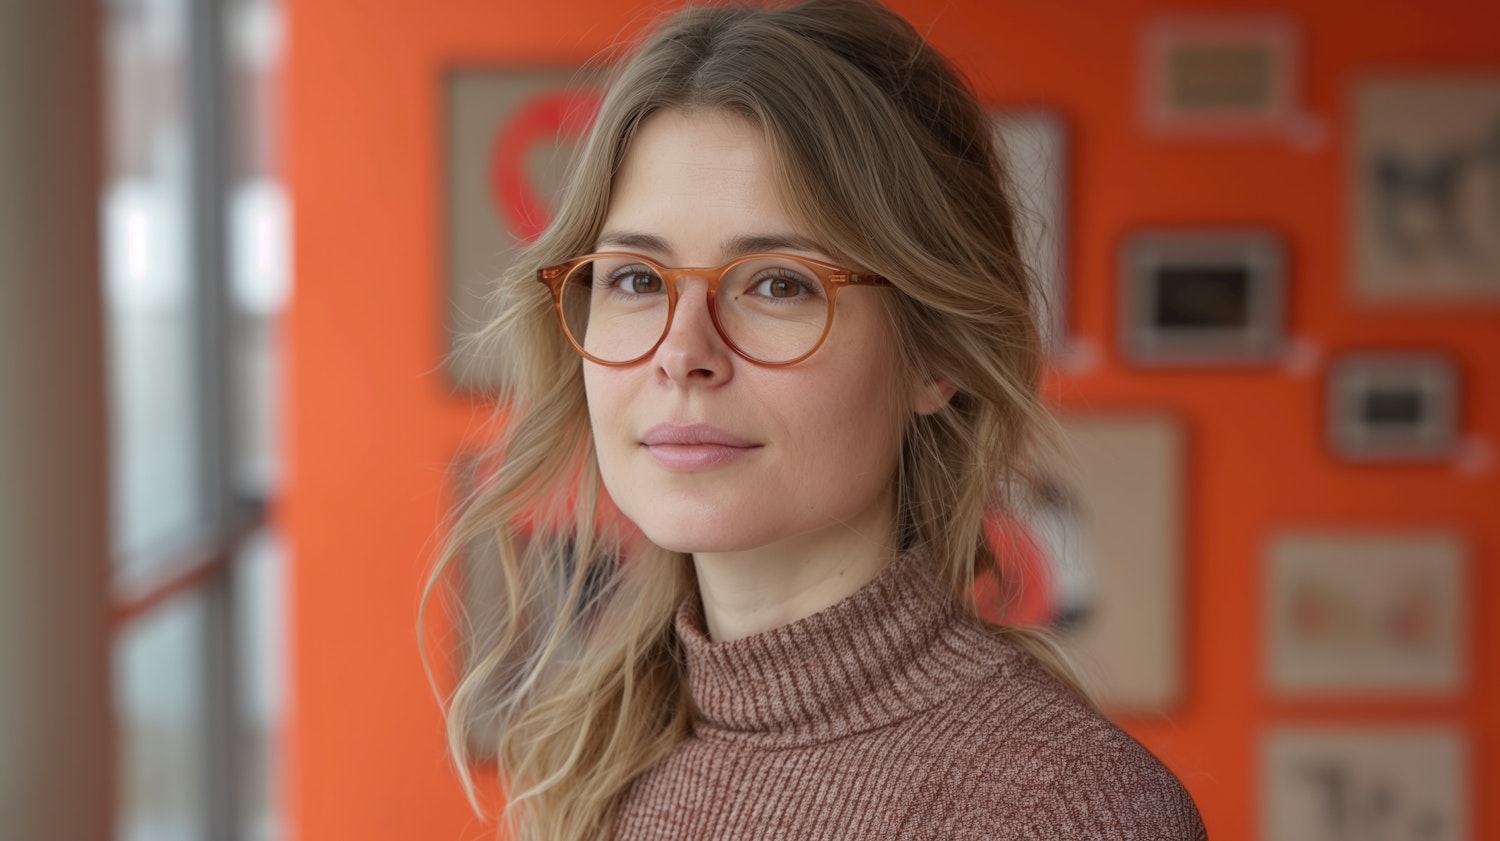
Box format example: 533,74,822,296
536,252,889,367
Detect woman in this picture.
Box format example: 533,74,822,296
432,1,1207,839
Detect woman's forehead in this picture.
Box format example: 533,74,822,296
598,109,833,264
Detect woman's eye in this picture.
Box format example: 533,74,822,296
751,274,814,299
610,267,664,294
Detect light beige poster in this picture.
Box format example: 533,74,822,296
1351,78,1500,303
1031,415,1185,712
1263,728,1468,841
445,68,598,390
991,111,1068,352
1266,532,1466,696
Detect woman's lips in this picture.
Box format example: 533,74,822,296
641,423,759,471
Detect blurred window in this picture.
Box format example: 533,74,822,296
102,0,288,839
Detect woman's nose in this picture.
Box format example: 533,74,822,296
653,276,733,385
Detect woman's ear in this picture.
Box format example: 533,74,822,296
911,377,957,416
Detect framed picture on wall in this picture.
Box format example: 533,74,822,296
990,109,1069,353
448,450,506,601
446,448,509,756
1263,727,1468,841
1140,15,1300,137
1327,352,1461,462
1265,531,1467,697
992,414,1186,712
1351,77,1500,304
444,68,600,392
1119,229,1286,366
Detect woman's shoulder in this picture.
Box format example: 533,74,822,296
929,631,1208,840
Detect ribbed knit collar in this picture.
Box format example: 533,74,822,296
673,553,1008,747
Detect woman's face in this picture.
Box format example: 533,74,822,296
584,108,920,557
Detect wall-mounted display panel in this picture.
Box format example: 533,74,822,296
1119,230,1286,366
1263,727,1468,841
996,414,1186,712
1327,352,1461,462
445,69,598,391
1141,16,1300,137
991,109,1069,353
1266,531,1467,697
1351,78,1500,304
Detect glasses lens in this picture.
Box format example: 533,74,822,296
559,257,670,363
716,257,831,363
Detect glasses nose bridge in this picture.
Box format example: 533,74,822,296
663,264,726,313
667,263,723,291
655,264,725,342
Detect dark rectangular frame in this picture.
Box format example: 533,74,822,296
1326,351,1461,461
1119,229,1287,366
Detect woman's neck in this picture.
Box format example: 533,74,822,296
689,500,898,643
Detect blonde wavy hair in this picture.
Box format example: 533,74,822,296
425,1,1080,838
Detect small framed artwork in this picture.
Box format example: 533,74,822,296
988,414,1186,712
446,447,566,757
447,451,507,667
1263,727,1469,841
1119,230,1286,366
445,68,600,391
1140,15,1300,136
990,109,1069,353
1327,353,1461,461
1351,77,1500,304
1266,532,1467,697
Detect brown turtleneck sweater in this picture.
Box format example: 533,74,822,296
613,554,1207,840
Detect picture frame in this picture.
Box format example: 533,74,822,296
1351,77,1500,304
1119,229,1286,366
1265,531,1467,697
444,67,599,392
1140,15,1300,137
1262,727,1469,841
993,414,1186,712
990,109,1070,353
447,450,507,662
1327,352,1461,462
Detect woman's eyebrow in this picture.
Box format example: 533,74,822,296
723,233,827,256
596,230,671,254
594,231,830,261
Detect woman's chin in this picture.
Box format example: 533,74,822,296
635,522,768,557
644,534,751,556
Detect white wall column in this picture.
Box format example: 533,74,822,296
0,2,114,840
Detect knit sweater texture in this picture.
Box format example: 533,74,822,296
612,553,1207,840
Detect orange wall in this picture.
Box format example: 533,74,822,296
284,1,1500,839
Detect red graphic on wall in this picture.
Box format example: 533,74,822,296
489,88,602,241
977,512,1055,627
